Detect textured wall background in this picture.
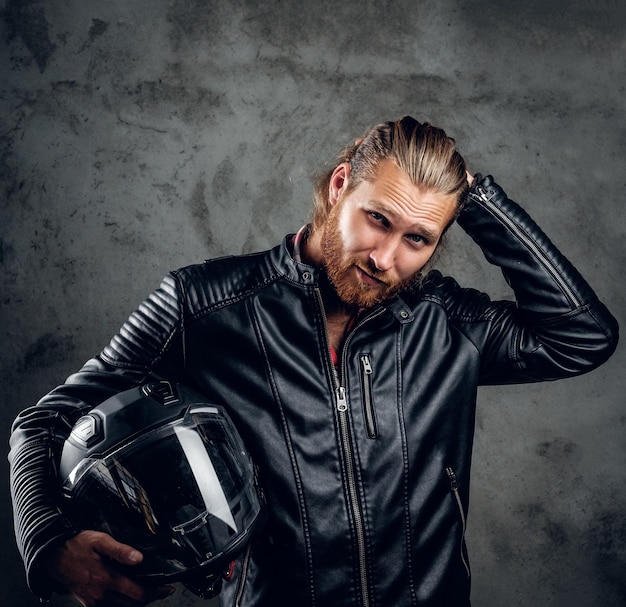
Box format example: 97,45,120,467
1,1,625,606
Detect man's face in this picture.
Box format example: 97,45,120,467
321,160,458,308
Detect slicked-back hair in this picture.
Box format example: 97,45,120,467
311,116,468,231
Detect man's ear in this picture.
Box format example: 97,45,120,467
328,163,351,206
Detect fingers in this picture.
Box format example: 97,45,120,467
90,531,144,566
46,530,172,607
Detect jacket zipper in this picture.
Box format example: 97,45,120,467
230,460,267,605
445,467,471,578
335,384,370,606
472,186,581,309
315,289,385,607
335,309,386,607
233,544,252,607
360,354,378,439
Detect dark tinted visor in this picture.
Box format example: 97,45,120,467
62,406,262,579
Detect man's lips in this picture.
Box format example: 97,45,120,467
355,266,386,287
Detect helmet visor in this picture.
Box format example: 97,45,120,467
63,405,262,579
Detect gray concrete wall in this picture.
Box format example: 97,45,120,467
1,1,624,605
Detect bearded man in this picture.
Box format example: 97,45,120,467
10,116,618,607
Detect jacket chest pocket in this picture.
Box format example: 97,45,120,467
360,354,378,439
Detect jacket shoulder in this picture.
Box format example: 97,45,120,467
172,248,281,315
416,270,497,322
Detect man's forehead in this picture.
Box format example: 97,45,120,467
361,163,457,228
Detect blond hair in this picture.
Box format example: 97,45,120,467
311,116,468,231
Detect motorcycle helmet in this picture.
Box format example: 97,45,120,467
59,381,265,598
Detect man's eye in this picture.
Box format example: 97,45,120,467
406,234,425,244
370,212,386,224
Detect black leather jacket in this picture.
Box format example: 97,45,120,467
9,176,618,606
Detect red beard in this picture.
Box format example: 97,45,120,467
320,206,421,308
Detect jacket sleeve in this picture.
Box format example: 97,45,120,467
454,174,618,384
8,271,188,597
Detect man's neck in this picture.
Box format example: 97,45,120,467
317,272,361,352
300,227,324,268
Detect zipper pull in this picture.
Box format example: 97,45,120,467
446,467,459,491
336,386,348,412
360,355,372,375
475,183,495,203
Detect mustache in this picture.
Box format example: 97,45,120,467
355,260,391,285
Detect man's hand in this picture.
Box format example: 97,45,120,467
47,530,175,606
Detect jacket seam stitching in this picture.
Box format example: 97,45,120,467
468,188,582,309
396,326,419,605
246,297,318,606
420,294,497,323
184,274,281,321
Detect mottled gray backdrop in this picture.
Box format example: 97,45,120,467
1,1,625,606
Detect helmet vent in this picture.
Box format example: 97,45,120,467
141,381,180,406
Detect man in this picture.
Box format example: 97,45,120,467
10,116,618,607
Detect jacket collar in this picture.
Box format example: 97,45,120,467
269,231,416,324
267,232,319,287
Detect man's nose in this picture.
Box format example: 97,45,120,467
369,238,397,272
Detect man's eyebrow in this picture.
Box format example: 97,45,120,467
368,200,439,239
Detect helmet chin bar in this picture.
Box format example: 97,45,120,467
183,569,223,599
182,559,236,598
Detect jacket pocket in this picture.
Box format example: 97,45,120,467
446,466,471,578
360,354,378,439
